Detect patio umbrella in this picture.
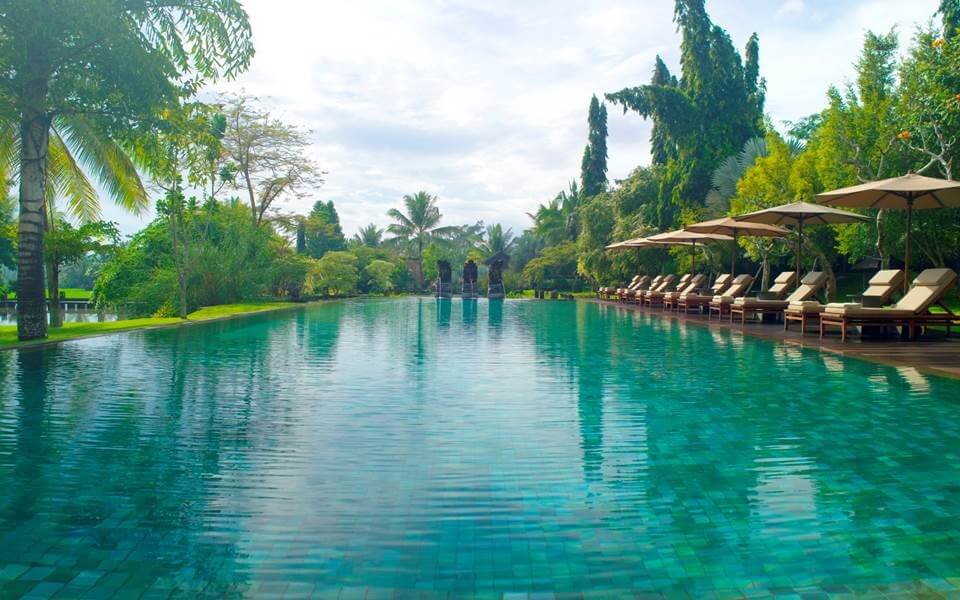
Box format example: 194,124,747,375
605,237,655,276
604,237,652,251
645,230,733,272
734,201,869,289
817,173,960,293
684,217,789,277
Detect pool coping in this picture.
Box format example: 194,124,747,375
586,298,960,381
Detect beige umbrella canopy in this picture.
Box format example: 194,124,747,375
684,217,789,276
817,173,960,292
646,230,733,272
604,237,653,251
734,201,869,288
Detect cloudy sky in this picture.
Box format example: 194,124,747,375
107,0,940,237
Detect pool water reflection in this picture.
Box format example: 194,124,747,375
1,298,960,597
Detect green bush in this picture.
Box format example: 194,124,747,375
363,259,395,295
306,251,358,296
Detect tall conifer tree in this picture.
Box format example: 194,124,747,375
580,95,609,197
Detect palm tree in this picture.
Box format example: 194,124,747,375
1,116,149,326
387,191,456,289
526,197,566,245
479,224,515,256
526,180,581,245
353,223,383,247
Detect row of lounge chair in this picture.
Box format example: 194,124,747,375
598,268,959,342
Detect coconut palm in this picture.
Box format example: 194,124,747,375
387,191,456,289
527,180,581,245
479,224,515,256
353,223,384,247
1,115,149,326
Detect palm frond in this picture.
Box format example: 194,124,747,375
48,128,100,222
55,115,150,214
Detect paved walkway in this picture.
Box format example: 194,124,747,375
590,298,960,380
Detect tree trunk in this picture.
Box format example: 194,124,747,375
417,237,424,290
17,80,51,341
760,251,770,291
46,258,62,328
876,209,888,268
169,208,189,318
805,240,836,301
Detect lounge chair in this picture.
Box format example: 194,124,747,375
661,274,707,310
607,275,638,300
605,275,643,301
784,270,902,334
617,275,653,303
708,274,755,319
729,271,826,325
635,274,676,305
819,268,959,341
644,274,690,307
673,274,733,313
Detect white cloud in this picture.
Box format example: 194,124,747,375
101,0,941,238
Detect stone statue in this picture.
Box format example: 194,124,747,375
462,259,479,297
436,260,453,298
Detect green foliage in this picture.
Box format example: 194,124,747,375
575,194,617,283
301,200,346,257
219,93,323,226
580,95,608,197
0,196,15,286
353,223,384,247
522,242,579,289
94,202,284,317
308,251,358,296
45,220,119,271
363,260,396,295
387,191,456,288
606,1,763,227
478,224,515,256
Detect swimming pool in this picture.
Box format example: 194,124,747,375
2,297,960,597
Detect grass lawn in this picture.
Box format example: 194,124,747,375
5,288,93,300
0,301,294,350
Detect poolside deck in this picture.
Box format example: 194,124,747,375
590,298,960,380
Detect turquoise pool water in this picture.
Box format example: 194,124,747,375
2,298,960,598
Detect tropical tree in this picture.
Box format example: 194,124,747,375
0,0,254,340
606,0,763,228
0,195,15,294
353,223,384,247
386,191,456,289
298,200,346,258
44,219,119,326
220,93,324,227
479,224,515,256
580,95,609,197
527,181,581,245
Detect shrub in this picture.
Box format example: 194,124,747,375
306,251,358,296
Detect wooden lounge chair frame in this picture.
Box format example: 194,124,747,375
673,274,732,313
708,274,755,319
730,271,825,325
784,270,902,334
819,269,959,341
645,274,690,308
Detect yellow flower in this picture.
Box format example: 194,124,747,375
897,130,911,140
933,38,947,49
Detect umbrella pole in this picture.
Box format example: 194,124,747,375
796,219,803,290
905,199,913,294
692,240,697,273
730,230,737,276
